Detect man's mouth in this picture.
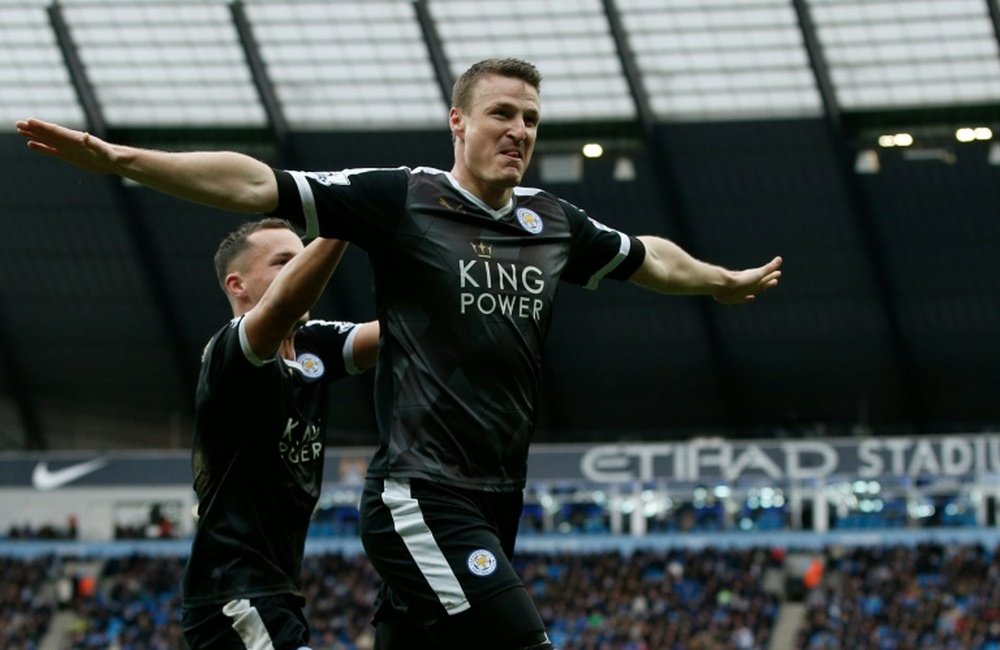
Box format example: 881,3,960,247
500,148,523,162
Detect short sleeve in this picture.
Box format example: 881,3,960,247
198,316,269,400
559,199,646,289
293,320,362,383
270,167,410,249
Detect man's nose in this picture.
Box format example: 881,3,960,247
508,118,527,142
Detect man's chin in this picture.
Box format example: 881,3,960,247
496,167,524,186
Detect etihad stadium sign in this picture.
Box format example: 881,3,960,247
571,435,1000,483
1,434,999,488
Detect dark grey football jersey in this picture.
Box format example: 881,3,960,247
271,167,644,491
182,316,360,607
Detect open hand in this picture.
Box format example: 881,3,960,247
713,256,782,305
15,118,117,174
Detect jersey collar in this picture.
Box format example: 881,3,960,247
444,172,515,220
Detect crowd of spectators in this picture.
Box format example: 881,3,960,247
0,556,56,650
16,542,1000,649
6,515,78,540
522,548,780,649
114,504,178,540
300,554,379,649
48,547,782,650
66,554,186,650
799,543,1000,649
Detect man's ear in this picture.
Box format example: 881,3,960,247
449,107,465,141
224,272,244,300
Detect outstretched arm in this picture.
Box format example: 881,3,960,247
16,118,277,213
629,236,782,304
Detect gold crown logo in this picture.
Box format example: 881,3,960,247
439,197,464,212
471,241,493,259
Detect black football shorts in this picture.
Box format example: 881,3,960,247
359,477,529,624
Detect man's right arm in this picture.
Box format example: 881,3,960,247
242,237,348,361
350,321,380,371
16,118,277,214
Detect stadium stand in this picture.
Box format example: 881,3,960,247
799,543,1000,650
0,556,57,650
7,540,1000,649
11,548,782,650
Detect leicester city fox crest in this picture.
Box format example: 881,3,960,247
296,352,325,379
467,549,498,576
515,207,543,234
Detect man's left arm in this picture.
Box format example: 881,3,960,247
629,236,782,304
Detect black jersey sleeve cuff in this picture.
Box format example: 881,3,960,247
267,168,307,231
606,235,646,282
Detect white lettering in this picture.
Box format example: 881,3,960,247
581,446,632,483
278,421,324,464
517,296,531,319
459,260,478,288
674,444,686,481
574,436,1000,485
884,439,912,475
457,259,547,321
990,439,1000,471
726,444,782,480
497,264,517,291
477,293,496,315
857,439,883,478
782,441,837,480
941,438,973,475
581,444,676,482
690,442,731,482
634,444,674,481
498,293,517,316
293,441,323,463
907,440,941,476
523,266,544,294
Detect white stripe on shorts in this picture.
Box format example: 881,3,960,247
222,598,276,650
381,478,471,615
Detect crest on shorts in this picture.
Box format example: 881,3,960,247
467,549,497,577
296,353,325,379
516,207,543,234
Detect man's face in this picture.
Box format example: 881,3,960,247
451,73,540,203
230,227,303,309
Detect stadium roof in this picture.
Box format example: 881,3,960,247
4,0,1000,129
2,0,1000,449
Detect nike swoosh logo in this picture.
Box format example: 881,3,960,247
32,458,109,491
